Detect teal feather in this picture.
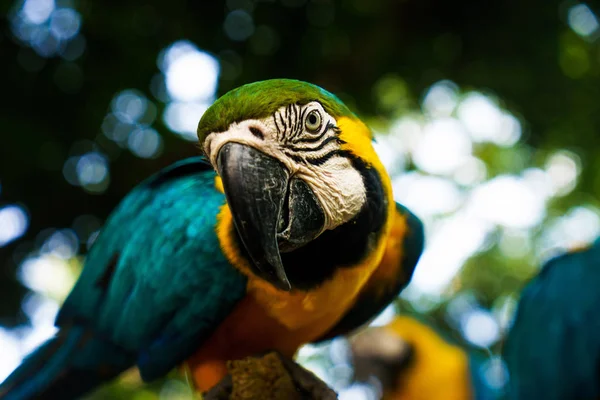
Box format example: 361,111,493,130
0,327,133,400
503,239,600,400
0,157,247,399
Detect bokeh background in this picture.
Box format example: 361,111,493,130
1,0,600,398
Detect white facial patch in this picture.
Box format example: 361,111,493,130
203,102,367,233
296,157,366,231
204,118,299,173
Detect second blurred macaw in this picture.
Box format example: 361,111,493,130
350,316,502,400
503,240,600,400
0,79,424,399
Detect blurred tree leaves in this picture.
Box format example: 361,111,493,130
457,251,537,308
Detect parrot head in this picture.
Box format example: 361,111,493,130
198,79,389,291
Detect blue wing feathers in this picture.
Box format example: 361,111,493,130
1,158,247,398
62,158,247,376
0,327,133,400
504,240,600,400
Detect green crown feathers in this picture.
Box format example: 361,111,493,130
197,79,355,143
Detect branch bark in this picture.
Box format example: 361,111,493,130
204,352,338,400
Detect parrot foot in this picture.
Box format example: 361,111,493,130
203,352,337,400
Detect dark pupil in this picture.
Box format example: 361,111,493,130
308,114,318,125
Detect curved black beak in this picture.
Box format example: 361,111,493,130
216,142,325,291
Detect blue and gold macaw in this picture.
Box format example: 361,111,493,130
0,79,424,399
503,239,600,400
350,316,502,400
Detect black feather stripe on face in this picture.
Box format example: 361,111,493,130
285,136,342,153
273,103,333,145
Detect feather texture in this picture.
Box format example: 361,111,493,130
503,239,600,400
316,203,424,341
0,157,247,399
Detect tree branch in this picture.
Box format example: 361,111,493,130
204,352,338,400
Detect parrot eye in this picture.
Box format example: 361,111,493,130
305,110,322,133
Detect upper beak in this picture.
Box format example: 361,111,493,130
216,142,325,291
